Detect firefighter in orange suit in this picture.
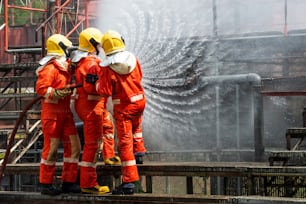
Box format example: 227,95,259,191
35,34,81,195
86,30,147,195
71,27,119,194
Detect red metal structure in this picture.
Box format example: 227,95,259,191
0,0,99,173
1,0,98,63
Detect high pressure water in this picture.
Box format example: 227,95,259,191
95,0,306,162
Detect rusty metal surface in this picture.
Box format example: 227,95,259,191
268,150,306,166
269,150,306,157
6,161,306,178
0,191,232,204
233,196,306,204
0,191,306,204
5,162,306,199
261,91,306,96
287,128,306,134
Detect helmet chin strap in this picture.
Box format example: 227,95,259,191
58,41,70,58
89,38,100,55
67,46,78,57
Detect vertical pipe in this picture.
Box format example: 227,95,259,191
235,85,241,195
165,176,170,194
284,0,288,36
303,107,306,127
199,74,262,162
84,0,89,27
253,85,264,162
186,177,193,194
145,176,152,193
215,86,221,195
41,26,46,57
56,0,61,33
235,85,240,160
4,0,8,51
212,0,218,37
215,86,220,153
11,2,14,26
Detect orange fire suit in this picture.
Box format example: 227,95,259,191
74,55,115,188
96,51,146,183
36,59,81,185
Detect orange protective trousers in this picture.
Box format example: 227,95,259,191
74,56,115,188
96,56,147,183
113,99,146,183
36,61,81,185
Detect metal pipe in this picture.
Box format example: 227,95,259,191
84,0,89,27
7,5,46,12
284,0,288,36
65,17,85,37
199,73,264,161
212,0,217,37
35,0,72,32
253,85,264,162
235,84,241,161
215,86,221,195
155,73,263,161
198,73,261,87
215,86,220,153
56,0,61,33
4,0,8,51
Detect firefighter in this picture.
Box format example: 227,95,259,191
86,30,147,194
71,27,120,194
35,34,81,195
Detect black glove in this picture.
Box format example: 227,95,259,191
86,74,98,84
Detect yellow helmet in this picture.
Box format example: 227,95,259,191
46,34,72,56
79,27,103,53
101,30,125,56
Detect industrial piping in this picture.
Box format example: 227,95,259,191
155,73,263,161
198,73,264,162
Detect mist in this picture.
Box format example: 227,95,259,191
95,0,306,161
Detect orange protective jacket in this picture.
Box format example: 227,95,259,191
96,51,146,183
74,55,115,188
36,59,80,184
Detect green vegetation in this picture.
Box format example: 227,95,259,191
0,0,46,26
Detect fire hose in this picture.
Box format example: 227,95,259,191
0,83,82,184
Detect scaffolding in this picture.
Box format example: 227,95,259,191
0,0,98,173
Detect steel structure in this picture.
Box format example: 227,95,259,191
0,0,97,63
0,0,97,175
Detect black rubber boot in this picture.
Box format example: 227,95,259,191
112,183,134,195
41,184,62,195
62,182,81,193
135,155,143,164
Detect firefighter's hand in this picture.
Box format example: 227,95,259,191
85,74,98,84
53,87,72,100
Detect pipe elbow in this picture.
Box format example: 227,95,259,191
247,73,261,85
